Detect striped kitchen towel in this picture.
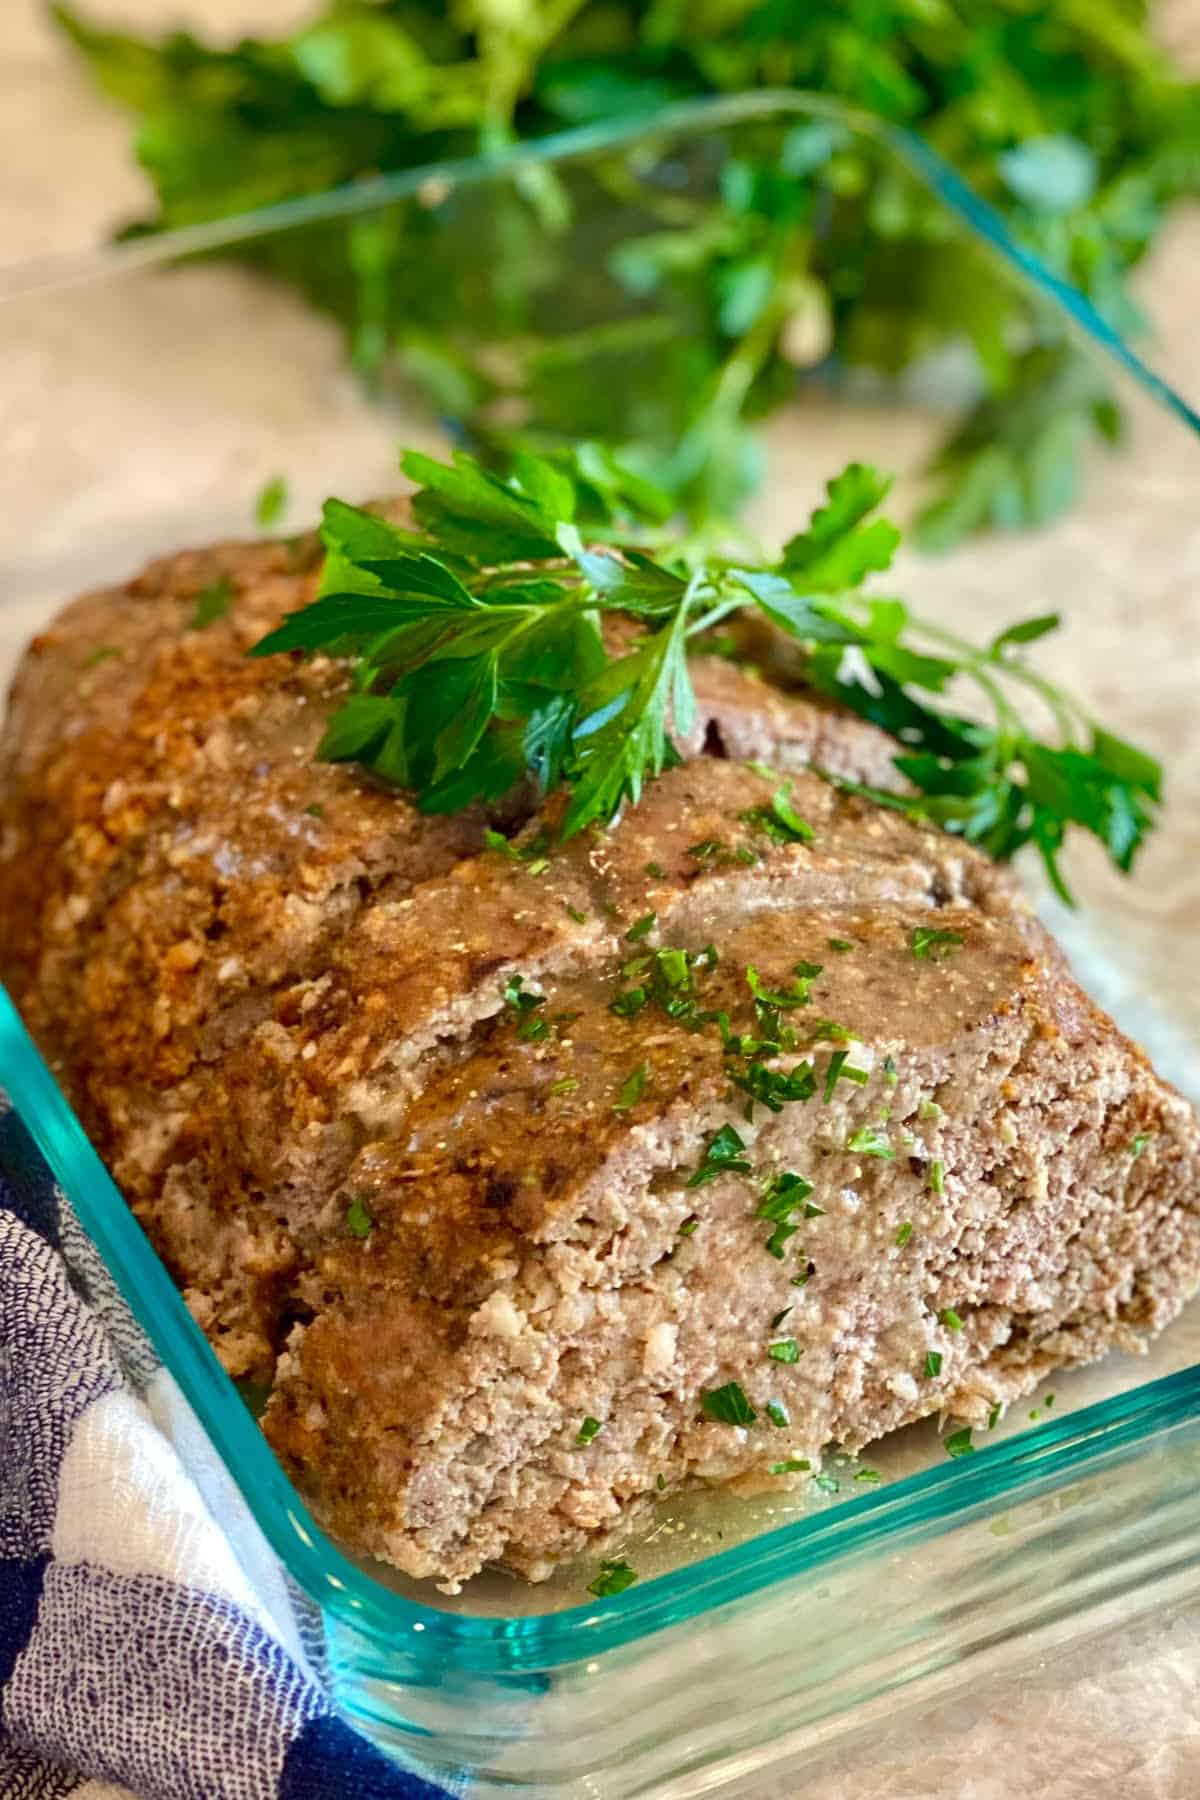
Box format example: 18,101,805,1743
0,1092,455,1800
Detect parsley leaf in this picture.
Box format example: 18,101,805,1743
191,577,234,629
588,1558,638,1598
688,1123,752,1188
757,1171,815,1224
701,1381,757,1426
612,1063,649,1112
255,475,289,530
345,1195,374,1239
911,927,965,962
846,1125,894,1159
740,787,815,845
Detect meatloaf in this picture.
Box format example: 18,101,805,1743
2,530,1199,1589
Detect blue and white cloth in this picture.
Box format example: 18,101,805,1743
0,1092,454,1800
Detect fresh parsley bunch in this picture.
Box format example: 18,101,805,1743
252,441,1160,897
56,1,1200,544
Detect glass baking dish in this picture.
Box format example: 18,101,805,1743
3,93,1200,1797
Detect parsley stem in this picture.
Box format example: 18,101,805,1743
711,297,790,418
685,594,746,640
913,616,1079,744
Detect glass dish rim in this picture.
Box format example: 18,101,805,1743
5,89,1200,1674
1,87,1198,440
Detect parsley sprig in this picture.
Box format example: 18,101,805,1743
252,444,1159,894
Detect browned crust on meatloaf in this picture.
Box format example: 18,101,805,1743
2,528,1199,1587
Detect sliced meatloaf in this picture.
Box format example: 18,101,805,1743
2,531,1198,1589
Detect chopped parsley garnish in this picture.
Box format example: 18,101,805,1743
504,973,545,1014
303,803,324,819
83,645,120,668
944,1427,975,1458
814,1472,840,1494
918,1098,942,1119
565,904,588,924
344,1196,373,1239
625,911,657,942
827,938,854,953
656,1474,666,1491
688,839,723,861
190,577,234,629
587,1559,638,1599
549,1077,579,1096
770,1459,811,1475
846,1125,894,1159
928,1160,946,1194
678,1214,700,1236
733,1059,817,1116
1044,1392,1055,1408
883,1056,898,1088
255,475,289,529
895,1221,914,1248
745,965,815,1011
765,1223,798,1260
924,1350,943,1378
688,1123,752,1188
612,1063,648,1112
854,1468,881,1484
770,1306,792,1331
644,861,666,878
767,1338,802,1364
484,827,550,870
807,1019,859,1044
741,787,815,845
518,1014,551,1042
1129,1132,1153,1159
765,1401,790,1429
612,943,718,1031
988,1402,1003,1430
823,1048,868,1102
576,1416,603,1445
911,926,965,962
701,1382,756,1426
757,1171,815,1222
940,1307,965,1332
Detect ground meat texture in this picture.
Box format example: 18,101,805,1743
2,532,1199,1589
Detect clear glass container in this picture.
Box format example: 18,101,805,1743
2,94,1200,1797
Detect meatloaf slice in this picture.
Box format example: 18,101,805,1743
2,533,1199,1590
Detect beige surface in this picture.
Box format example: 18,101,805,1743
3,1,1200,1795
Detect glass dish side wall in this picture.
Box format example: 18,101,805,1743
326,1394,1200,1796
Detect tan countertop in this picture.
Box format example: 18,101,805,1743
2,3,1199,1794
